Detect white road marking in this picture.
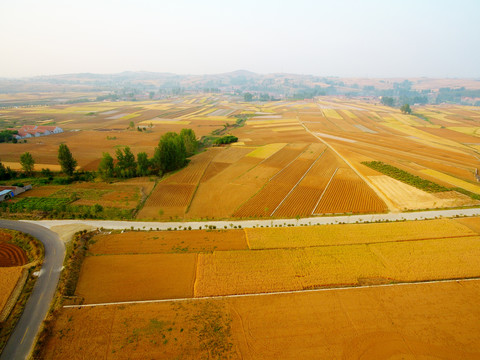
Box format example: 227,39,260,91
64,277,480,309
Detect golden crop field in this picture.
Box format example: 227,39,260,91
194,236,480,297
245,218,476,249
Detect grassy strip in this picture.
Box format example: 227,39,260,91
362,161,450,193
452,187,480,201
0,230,44,354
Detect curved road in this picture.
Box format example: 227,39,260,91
0,220,65,360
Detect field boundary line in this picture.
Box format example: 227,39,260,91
302,122,399,212
312,167,339,215
232,143,289,181
184,150,218,215
270,149,327,216
247,234,480,252
64,277,480,308
268,144,310,182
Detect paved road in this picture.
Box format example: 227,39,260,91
28,207,480,231
0,220,65,360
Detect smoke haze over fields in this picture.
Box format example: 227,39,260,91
0,0,479,78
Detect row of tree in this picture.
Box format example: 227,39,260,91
0,143,77,180
98,128,198,180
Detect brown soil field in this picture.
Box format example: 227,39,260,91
195,236,480,297
41,280,480,359
313,168,387,214
89,229,247,255
0,242,27,266
0,267,23,314
75,253,197,304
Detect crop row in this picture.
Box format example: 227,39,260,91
314,178,387,214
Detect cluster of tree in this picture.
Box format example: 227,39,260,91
381,96,395,107
98,129,197,180
400,104,412,114
0,130,18,143
435,87,480,105
213,135,238,145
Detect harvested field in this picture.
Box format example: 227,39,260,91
89,229,247,255
454,216,480,234
0,242,27,266
75,253,197,304
164,148,220,185
210,146,252,163
144,184,195,207
199,161,231,182
233,144,325,218
369,175,478,210
138,149,219,219
0,267,23,314
186,156,264,219
41,280,480,359
313,168,387,214
245,218,475,249
273,149,339,217
195,236,480,297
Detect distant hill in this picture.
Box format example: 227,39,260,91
0,70,479,106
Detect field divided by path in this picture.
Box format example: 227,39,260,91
73,217,480,304
44,279,480,359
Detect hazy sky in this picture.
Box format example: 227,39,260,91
1,0,479,78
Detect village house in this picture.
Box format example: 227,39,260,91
10,125,63,140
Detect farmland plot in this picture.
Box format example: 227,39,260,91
138,149,219,219
75,253,197,304
313,168,387,214
195,236,480,297
233,144,326,217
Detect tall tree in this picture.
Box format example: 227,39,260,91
243,92,253,102
136,152,150,176
115,146,136,178
58,144,77,176
20,152,35,176
400,103,412,114
98,152,114,180
180,128,197,156
155,132,187,173
0,160,15,180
